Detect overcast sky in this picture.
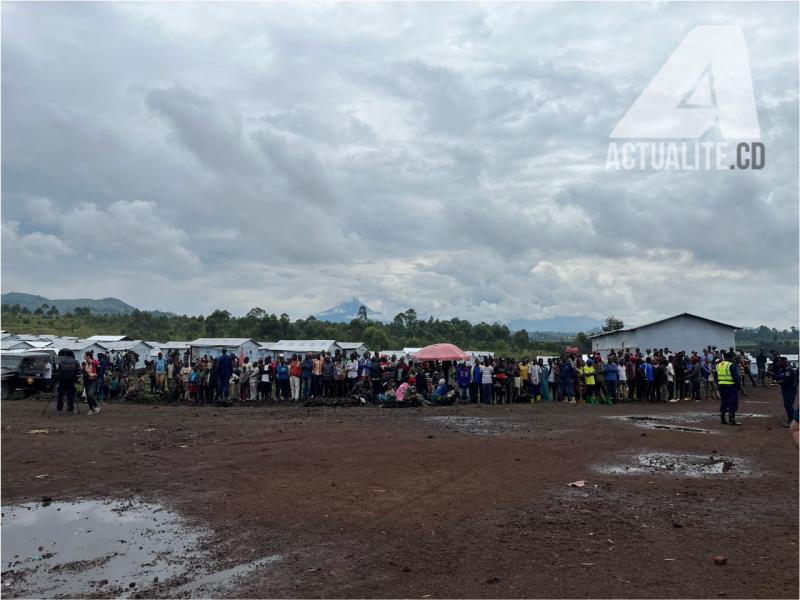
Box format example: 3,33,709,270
2,1,797,328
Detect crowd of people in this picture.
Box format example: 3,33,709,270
110,345,798,427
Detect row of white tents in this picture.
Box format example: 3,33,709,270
2,332,496,366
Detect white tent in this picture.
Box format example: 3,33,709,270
100,340,157,368
85,335,132,343
1,339,34,351
338,342,369,356
47,339,109,358
261,340,341,359
190,338,260,361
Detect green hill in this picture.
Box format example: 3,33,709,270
1,292,137,315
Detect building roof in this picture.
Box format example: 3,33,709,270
337,342,368,350
15,334,47,341
50,339,110,352
1,339,33,350
101,340,156,351
26,340,54,348
190,338,256,347
268,340,339,353
589,313,740,339
161,341,193,349
85,335,131,342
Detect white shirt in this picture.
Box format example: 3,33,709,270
617,364,627,381
529,364,541,384
346,359,359,378
481,365,493,384
666,363,675,382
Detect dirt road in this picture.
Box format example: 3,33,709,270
2,387,797,598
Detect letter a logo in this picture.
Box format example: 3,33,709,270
611,25,760,139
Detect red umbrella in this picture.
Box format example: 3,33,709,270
413,343,469,362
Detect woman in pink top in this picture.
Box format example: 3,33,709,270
396,382,409,401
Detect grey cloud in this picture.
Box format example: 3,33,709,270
1,1,797,327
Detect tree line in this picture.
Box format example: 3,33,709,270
2,303,797,355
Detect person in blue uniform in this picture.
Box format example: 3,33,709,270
772,356,798,428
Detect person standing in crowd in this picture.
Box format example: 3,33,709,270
166,359,175,391
755,349,768,386
604,358,617,404
276,355,290,400
654,358,668,403
56,350,79,414
594,356,608,403
689,356,702,401
346,352,359,394
480,358,493,404
216,348,233,403
666,357,675,400
673,355,686,401
333,356,346,397
559,355,576,404
470,359,481,403
301,353,314,399
529,358,541,402
153,352,167,392
250,359,260,400
456,362,471,403
539,358,550,402
289,354,301,401
312,353,325,397
701,357,717,401
82,351,100,415
322,355,335,397
643,357,655,401
716,352,742,425
616,357,627,402
773,356,799,428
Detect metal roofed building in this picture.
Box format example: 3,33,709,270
85,335,132,343
261,340,342,359
47,339,110,357
1,339,34,351
189,338,260,361
589,313,739,355
338,342,369,356
100,340,157,368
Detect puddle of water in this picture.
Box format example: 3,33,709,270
424,416,521,436
611,415,713,433
1,499,282,598
169,554,283,596
611,412,769,433
597,453,751,478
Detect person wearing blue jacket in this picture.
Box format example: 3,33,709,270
559,356,576,404
604,359,618,404
773,356,799,427
217,348,233,402
643,358,655,402
301,353,313,398
470,359,481,403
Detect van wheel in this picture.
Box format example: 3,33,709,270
1,383,10,401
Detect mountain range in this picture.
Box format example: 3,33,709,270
1,292,137,315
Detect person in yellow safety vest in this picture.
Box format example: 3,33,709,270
715,352,743,426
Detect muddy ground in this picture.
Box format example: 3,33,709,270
2,386,797,598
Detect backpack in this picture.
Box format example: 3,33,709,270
58,357,78,382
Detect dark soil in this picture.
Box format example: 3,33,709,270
2,386,797,598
